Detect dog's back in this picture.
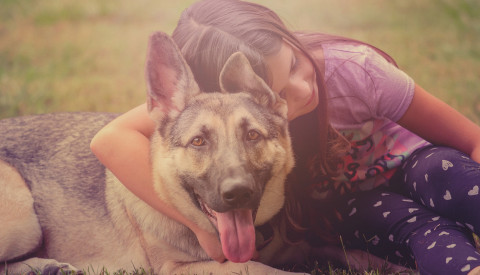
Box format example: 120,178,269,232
0,112,115,212
2,110,239,274
0,113,150,272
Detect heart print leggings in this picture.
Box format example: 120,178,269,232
325,146,480,275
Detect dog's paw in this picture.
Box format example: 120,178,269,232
39,262,83,275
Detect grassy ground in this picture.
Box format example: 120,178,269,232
11,260,414,275
1,1,478,274
1,0,479,122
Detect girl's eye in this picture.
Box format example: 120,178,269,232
246,130,261,141
290,54,298,73
278,90,286,99
191,137,206,146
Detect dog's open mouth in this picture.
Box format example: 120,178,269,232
196,194,257,263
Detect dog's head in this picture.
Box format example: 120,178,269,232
145,32,294,263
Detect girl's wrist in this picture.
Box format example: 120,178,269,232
470,146,480,164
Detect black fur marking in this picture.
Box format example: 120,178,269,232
179,174,204,211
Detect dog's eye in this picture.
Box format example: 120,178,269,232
191,137,206,146
246,130,261,141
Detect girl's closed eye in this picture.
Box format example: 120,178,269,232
277,52,298,99
290,53,298,74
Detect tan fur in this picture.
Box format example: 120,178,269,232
0,160,42,260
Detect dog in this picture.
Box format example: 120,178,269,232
0,32,410,275
0,31,306,274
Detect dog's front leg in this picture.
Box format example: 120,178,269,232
160,260,308,275
1,257,81,275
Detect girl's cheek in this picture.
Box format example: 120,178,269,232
297,84,311,100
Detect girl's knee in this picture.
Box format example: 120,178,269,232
404,146,480,190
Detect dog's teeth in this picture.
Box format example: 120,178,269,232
197,196,216,220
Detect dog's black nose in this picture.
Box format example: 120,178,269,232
221,181,254,208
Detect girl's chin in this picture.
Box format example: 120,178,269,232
303,89,318,110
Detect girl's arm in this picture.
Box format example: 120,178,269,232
90,103,225,262
397,84,480,163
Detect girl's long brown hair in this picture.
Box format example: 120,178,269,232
171,0,395,244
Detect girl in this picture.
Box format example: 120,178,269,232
90,0,480,274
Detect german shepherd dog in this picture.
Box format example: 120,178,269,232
0,32,302,274
0,32,408,275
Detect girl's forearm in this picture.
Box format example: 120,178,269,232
90,127,198,230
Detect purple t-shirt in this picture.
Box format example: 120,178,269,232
310,43,430,199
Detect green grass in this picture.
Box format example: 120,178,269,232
5,265,155,275
1,0,479,122
5,261,412,275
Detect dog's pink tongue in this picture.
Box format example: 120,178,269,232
216,209,255,263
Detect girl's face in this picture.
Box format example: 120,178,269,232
265,41,319,121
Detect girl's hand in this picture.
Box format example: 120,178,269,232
192,226,226,262
470,146,480,164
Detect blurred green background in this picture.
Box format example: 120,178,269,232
1,0,479,123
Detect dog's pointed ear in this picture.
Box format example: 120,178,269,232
145,32,200,121
219,52,287,118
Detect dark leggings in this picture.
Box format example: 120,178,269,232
325,146,480,274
